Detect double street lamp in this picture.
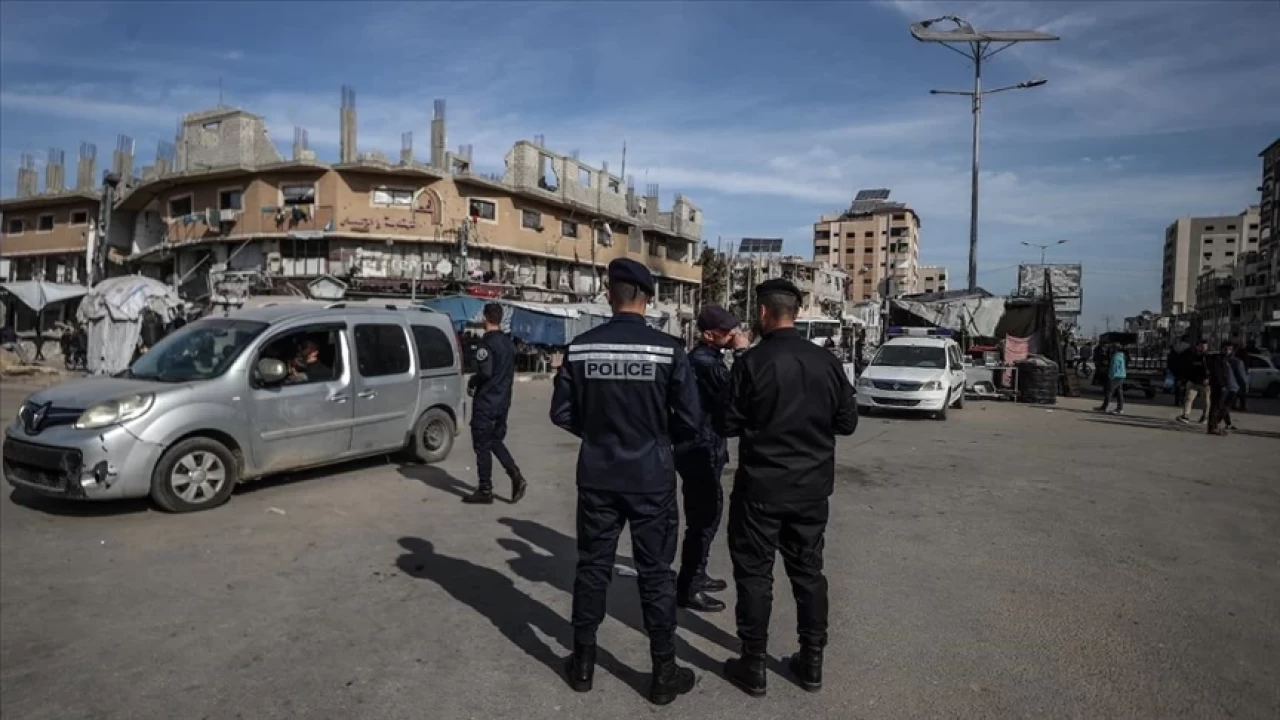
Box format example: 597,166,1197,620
910,15,1059,292
1022,239,1069,265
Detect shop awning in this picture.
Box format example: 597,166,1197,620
0,280,89,312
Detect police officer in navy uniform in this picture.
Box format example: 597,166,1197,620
715,278,859,697
462,302,527,505
550,258,703,706
674,304,749,613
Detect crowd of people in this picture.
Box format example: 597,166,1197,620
466,258,859,705
1166,336,1251,436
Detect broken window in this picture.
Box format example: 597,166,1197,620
373,188,414,207
538,155,559,191
562,220,578,238
648,237,661,257
203,121,221,132
469,199,497,221
70,210,90,226
37,214,55,232
688,209,697,222
7,218,25,235
578,167,591,186
281,184,316,206
608,178,620,193
168,195,194,218
219,189,243,211
521,209,542,230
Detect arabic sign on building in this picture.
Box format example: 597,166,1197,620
1016,264,1083,315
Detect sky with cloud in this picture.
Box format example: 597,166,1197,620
1,0,1277,331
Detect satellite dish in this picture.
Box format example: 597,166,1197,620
435,259,453,276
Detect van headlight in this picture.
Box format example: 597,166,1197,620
75,393,155,430
921,380,943,391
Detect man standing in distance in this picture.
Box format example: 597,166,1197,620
550,258,703,705
715,278,859,697
674,305,748,613
462,303,527,504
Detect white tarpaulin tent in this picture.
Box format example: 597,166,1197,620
76,275,184,375
0,281,88,312
890,295,1007,338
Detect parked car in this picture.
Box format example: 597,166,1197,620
4,303,464,512
855,328,967,420
1247,353,1280,397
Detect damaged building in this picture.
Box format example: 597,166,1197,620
1,89,704,325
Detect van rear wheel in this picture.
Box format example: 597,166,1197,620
410,408,455,464
150,437,239,513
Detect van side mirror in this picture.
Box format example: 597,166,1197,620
257,358,289,385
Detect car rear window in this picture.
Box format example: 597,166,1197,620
411,324,455,371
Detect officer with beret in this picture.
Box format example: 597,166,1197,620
550,258,703,705
673,304,749,613
462,302,527,505
715,278,859,697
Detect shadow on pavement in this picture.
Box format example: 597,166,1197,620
397,465,475,500
497,517,739,674
1083,414,1280,440
7,487,152,517
393,537,649,697
236,455,392,496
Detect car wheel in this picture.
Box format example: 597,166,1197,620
954,387,965,409
150,437,239,513
410,407,455,464
934,405,948,421
1266,381,1280,399
860,405,873,417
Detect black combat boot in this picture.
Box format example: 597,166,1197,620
786,645,823,691
677,589,726,613
697,575,728,593
564,642,595,692
461,488,494,504
648,651,696,705
510,472,528,504
723,651,767,697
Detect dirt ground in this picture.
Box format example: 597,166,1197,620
2,378,1277,720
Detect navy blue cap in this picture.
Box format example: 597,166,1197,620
607,258,655,296
755,278,803,302
697,304,739,332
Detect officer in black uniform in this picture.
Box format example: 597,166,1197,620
462,302,527,505
674,304,748,613
550,258,703,706
715,278,859,697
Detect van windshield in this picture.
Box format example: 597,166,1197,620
128,318,268,382
871,344,947,369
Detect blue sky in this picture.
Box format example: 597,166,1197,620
2,0,1277,331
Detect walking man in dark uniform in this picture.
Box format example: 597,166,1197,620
550,258,703,705
462,303,527,505
715,278,859,697
674,304,748,613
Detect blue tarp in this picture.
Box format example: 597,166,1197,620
419,296,488,331
509,306,567,346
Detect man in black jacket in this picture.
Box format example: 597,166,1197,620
1176,339,1210,424
462,303,526,504
714,278,859,697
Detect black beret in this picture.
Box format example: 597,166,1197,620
755,278,803,302
696,304,739,332
607,258,655,296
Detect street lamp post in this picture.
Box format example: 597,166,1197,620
910,16,1059,292
1021,239,1069,265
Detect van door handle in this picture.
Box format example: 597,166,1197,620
328,395,349,403
357,390,377,399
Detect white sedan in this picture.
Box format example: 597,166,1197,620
856,336,967,420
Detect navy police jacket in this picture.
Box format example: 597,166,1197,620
550,313,702,494
674,342,732,464
469,330,516,420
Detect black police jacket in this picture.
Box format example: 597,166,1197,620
674,342,731,463
469,330,516,419
550,313,702,494
714,326,858,503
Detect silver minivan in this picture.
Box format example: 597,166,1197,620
3,302,464,512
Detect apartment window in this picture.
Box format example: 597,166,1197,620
468,198,496,221
219,189,243,211
1249,223,1259,230
892,213,906,221
1226,236,1235,243
1226,251,1235,257
815,230,830,240
70,210,90,226
521,209,542,230
1203,238,1213,244
372,188,413,207
37,214,55,232
864,231,874,238
6,219,24,235
925,276,934,282
168,194,194,218
281,184,315,206
561,220,578,238
1226,224,1236,230
1204,225,1215,231
845,232,858,238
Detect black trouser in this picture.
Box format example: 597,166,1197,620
727,492,830,655
1173,378,1185,406
1210,389,1235,430
572,488,679,655
674,446,726,595
471,414,519,492
1100,377,1124,412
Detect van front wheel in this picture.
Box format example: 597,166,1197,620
150,437,239,513
410,408,456,464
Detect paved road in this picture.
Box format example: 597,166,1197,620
2,379,1277,719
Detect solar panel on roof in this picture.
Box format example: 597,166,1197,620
739,237,783,254
854,189,891,201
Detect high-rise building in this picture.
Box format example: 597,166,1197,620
1161,206,1259,314
918,265,948,294
813,189,921,302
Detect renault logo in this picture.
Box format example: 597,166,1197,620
892,383,901,391
24,402,51,434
